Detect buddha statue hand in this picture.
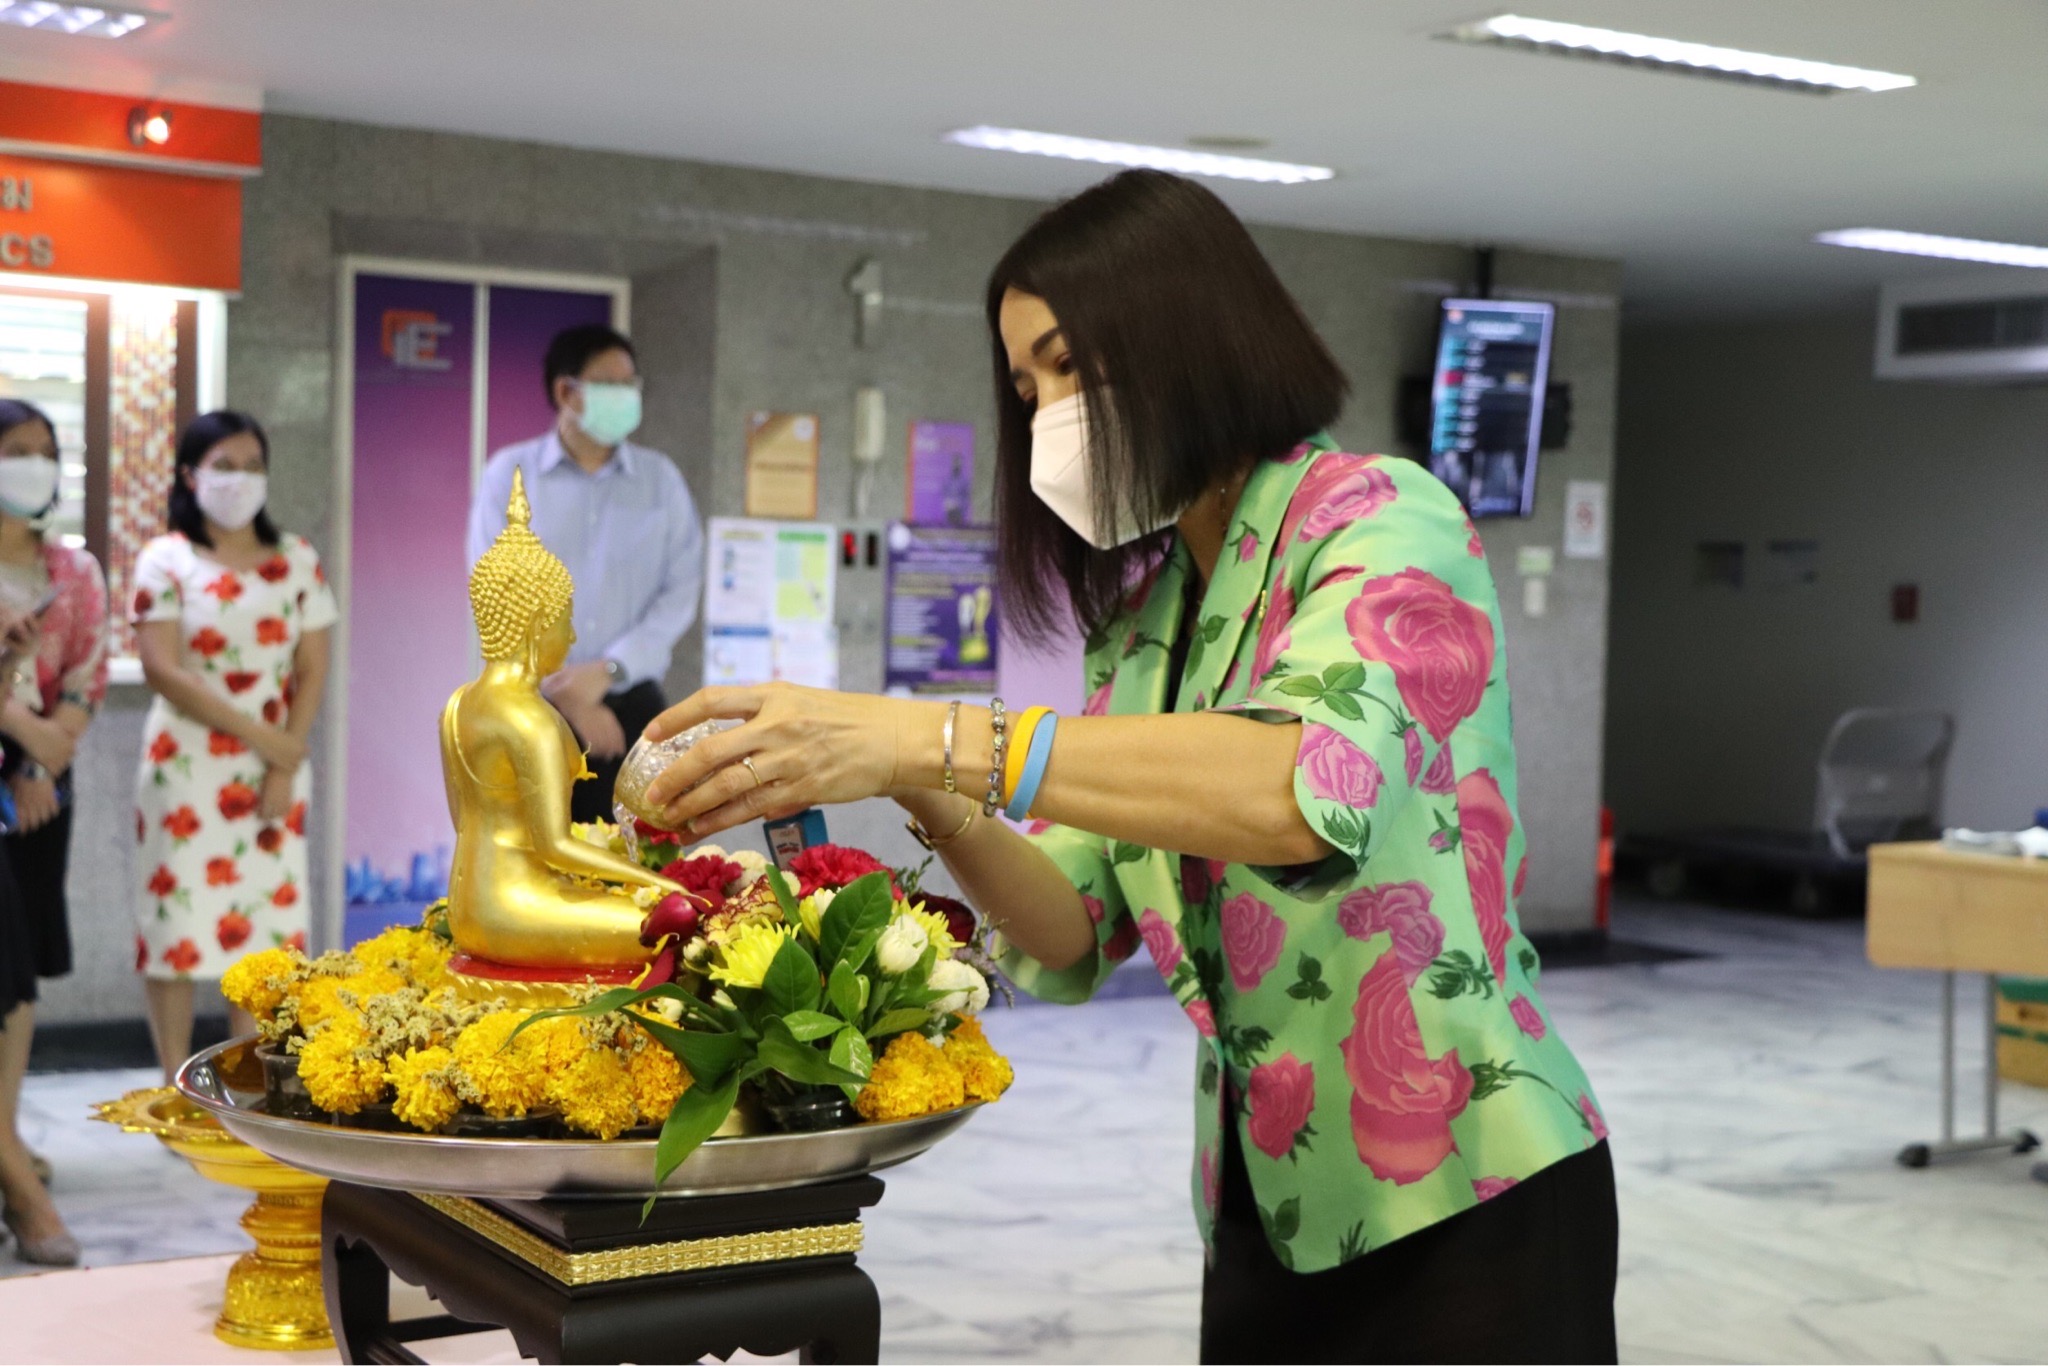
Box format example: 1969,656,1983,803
641,892,702,947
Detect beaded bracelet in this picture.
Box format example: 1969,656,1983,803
1005,712,1059,821
983,699,1008,818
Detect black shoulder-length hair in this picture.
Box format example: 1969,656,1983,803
986,169,1348,644
169,410,281,548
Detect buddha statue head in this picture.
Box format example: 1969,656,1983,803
470,469,575,675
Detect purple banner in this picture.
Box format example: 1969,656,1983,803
884,523,998,697
906,421,975,526
344,274,474,934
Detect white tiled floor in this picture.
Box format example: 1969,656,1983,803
8,897,2048,1364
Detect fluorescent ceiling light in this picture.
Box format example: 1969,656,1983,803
0,2,154,37
1441,14,1915,95
1815,228,2048,270
943,126,1333,185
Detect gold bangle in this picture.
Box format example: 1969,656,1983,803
906,803,976,852
942,700,960,794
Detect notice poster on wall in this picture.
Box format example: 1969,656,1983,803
884,523,998,698
704,517,838,690
744,411,820,519
906,420,975,526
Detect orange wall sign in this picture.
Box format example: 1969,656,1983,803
0,80,262,175
0,153,241,291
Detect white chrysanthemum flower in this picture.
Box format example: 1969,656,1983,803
875,916,929,976
726,850,770,888
928,958,989,1017
630,884,664,909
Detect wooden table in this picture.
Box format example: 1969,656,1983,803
1867,841,2048,1170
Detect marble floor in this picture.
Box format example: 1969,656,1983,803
8,896,2048,1363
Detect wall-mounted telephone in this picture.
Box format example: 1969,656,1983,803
852,385,885,517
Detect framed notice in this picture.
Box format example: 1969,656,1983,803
703,517,838,690
883,523,998,698
744,411,820,519
906,420,975,526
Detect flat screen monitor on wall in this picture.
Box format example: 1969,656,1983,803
1426,298,1555,519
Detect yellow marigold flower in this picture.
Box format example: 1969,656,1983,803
901,902,963,957
548,1048,638,1140
298,1020,387,1115
855,1031,965,1123
221,948,297,1020
710,922,794,991
352,926,451,993
626,1041,690,1122
941,1017,1012,1102
387,1046,460,1132
450,1010,548,1117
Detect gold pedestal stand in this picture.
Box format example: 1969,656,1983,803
95,1086,333,1352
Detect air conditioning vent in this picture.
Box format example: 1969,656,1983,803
1877,275,2048,381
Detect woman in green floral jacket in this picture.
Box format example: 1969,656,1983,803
646,170,1616,1363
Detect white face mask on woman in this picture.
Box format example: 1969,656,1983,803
0,456,59,522
1028,391,1179,550
194,469,269,531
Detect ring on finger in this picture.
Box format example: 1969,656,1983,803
739,755,764,789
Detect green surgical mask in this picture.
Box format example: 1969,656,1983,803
573,382,642,448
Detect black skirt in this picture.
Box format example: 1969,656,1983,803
0,836,35,1020
1201,1123,1619,1365
4,802,72,980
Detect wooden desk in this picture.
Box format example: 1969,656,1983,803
1867,842,2048,1168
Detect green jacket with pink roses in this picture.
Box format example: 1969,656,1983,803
1001,440,1606,1273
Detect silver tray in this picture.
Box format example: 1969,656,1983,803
175,1038,980,1200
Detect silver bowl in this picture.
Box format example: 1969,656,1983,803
175,1038,979,1200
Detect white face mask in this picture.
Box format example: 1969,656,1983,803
194,469,269,531
1028,391,1178,550
0,456,58,522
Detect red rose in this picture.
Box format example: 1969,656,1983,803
1298,723,1383,810
1278,453,1396,548
314,562,326,585
787,844,892,898
189,627,228,658
217,782,261,820
272,882,298,908
262,699,284,724
1221,892,1287,992
255,617,289,646
1344,568,1495,743
286,800,306,836
631,817,682,848
133,588,154,617
208,730,247,757
1338,881,1445,987
216,911,252,951
1102,918,1141,963
205,856,240,887
256,556,290,583
204,574,243,603
147,865,177,897
661,854,742,907
1457,768,1516,986
1341,954,1472,1185
148,732,179,764
256,825,285,854
163,805,201,840
1247,1053,1318,1160
1419,735,1455,794
224,671,260,694
283,931,306,953
1137,908,1183,976
162,939,202,973
282,675,297,704
135,810,146,844
134,935,147,972
1251,577,1296,686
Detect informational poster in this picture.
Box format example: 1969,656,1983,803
1563,479,1608,560
883,523,998,698
744,411,820,519
704,517,839,690
905,420,975,526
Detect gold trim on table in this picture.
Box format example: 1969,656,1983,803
413,1193,865,1287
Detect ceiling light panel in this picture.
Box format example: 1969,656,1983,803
0,2,154,37
1815,229,2048,270
1441,14,1915,95
943,126,1333,185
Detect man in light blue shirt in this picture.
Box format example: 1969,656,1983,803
467,324,703,821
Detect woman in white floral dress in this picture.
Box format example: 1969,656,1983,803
132,411,336,1079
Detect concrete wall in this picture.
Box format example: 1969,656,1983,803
40,115,1622,1024
1607,311,2048,838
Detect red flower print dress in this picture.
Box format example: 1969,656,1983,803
131,533,336,980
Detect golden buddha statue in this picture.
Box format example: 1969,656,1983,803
439,470,682,971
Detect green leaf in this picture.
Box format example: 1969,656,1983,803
781,1010,842,1042
865,1007,931,1040
762,936,822,1017
819,872,894,968
1268,1196,1302,1242
1286,954,1331,1003
755,1019,869,1088
1276,675,1326,699
1518,946,1540,976
1322,661,1366,692
1201,616,1228,642
1467,1059,1522,1102
1323,691,1365,723
641,1019,751,1088
648,1071,742,1207
1111,841,1150,865
767,867,800,921
1338,1223,1370,1262
827,960,864,1021
1199,1055,1220,1095
828,1026,874,1081
1185,634,1206,677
